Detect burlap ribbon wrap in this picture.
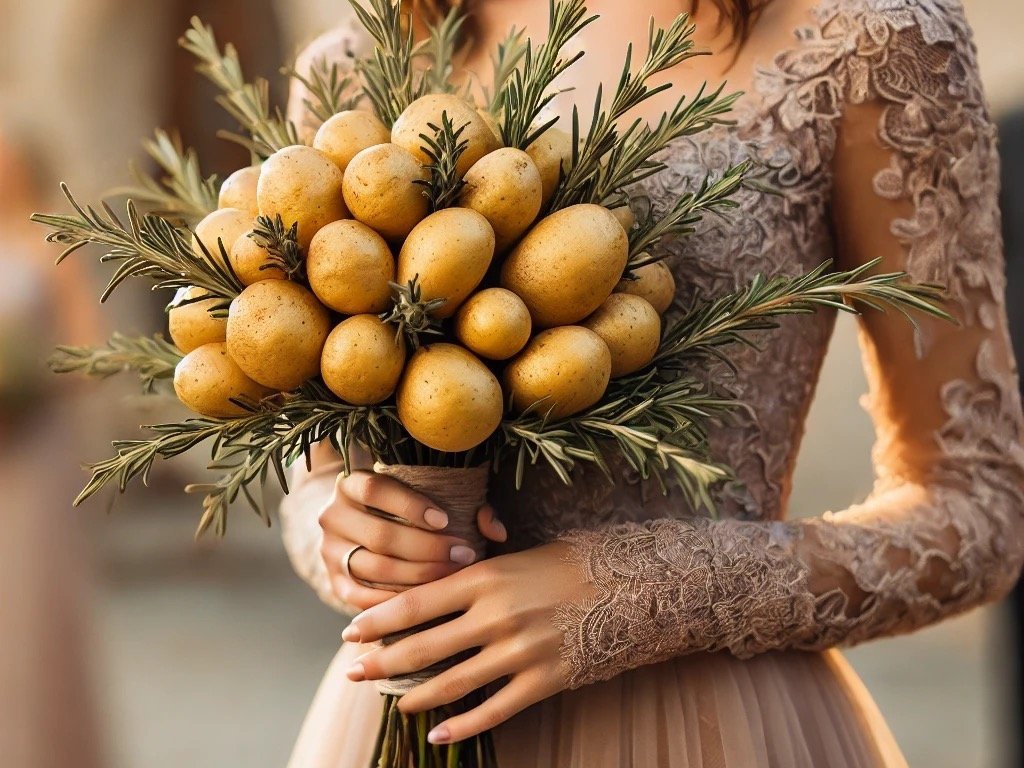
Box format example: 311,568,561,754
371,462,490,697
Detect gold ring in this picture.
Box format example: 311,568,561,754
342,544,366,581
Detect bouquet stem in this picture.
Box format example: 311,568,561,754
370,463,497,768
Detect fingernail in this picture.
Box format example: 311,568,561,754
342,624,361,643
346,662,365,682
493,518,508,542
424,507,449,529
450,545,476,565
427,725,451,745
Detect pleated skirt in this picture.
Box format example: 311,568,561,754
287,641,907,768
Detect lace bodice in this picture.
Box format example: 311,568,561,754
279,0,1024,689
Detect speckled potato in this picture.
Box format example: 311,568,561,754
307,220,395,314
230,231,286,286
477,108,502,145
459,148,542,251
396,343,503,452
609,204,635,232
218,166,261,215
321,315,405,405
504,326,611,419
343,143,429,241
525,127,573,206
397,208,495,318
168,286,227,353
391,94,502,176
226,280,331,391
173,342,273,418
313,110,391,174
454,288,532,360
616,260,676,315
582,293,661,377
192,208,251,267
500,203,628,328
257,145,348,249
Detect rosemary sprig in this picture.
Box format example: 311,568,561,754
417,6,467,95
250,214,304,280
349,0,419,124
32,184,244,301
497,0,598,149
486,27,528,114
110,130,218,224
48,333,183,393
413,113,470,211
180,17,299,157
381,277,446,349
283,56,361,124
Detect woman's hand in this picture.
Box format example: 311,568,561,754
339,542,594,745
319,470,507,611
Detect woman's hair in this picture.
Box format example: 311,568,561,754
404,0,771,46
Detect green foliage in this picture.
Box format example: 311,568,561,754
283,57,361,124
349,0,419,124
48,333,183,393
250,214,304,280
413,112,470,211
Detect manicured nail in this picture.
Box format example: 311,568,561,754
493,518,508,542
424,507,449,530
342,624,361,643
427,725,451,745
347,662,365,682
449,545,476,565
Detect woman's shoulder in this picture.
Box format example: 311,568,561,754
815,0,972,47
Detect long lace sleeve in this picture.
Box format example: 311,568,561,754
553,0,1024,690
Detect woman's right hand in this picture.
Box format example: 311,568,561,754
319,470,507,611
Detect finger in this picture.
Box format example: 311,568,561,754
326,508,476,565
349,614,487,682
425,670,557,744
476,505,507,544
396,646,514,713
342,577,473,643
329,570,397,612
339,471,450,531
326,538,462,588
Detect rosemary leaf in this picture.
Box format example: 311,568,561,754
49,333,183,393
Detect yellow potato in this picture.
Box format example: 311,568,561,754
454,288,532,361
343,143,429,241
192,208,251,268
397,208,495,319
616,260,676,315
313,110,391,174
525,127,573,206
396,343,503,452
501,203,628,328
391,94,502,176
321,315,405,405
226,280,331,391
582,293,661,377
307,219,395,314
459,148,543,251
218,166,261,216
167,286,228,354
504,326,611,419
173,342,273,418
257,146,348,249
230,231,286,286
477,108,503,145
609,204,635,232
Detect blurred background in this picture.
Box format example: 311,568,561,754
0,1,1021,766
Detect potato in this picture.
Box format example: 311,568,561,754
609,204,635,232
459,148,542,251
454,288,531,361
192,208,251,267
173,342,273,418
616,260,676,315
582,293,661,377
313,110,391,174
391,94,502,176
167,286,227,353
477,108,503,145
307,220,395,314
226,280,331,391
501,203,628,328
230,231,286,286
257,146,348,249
504,326,611,419
321,315,405,405
397,208,495,318
525,127,572,206
396,343,503,452
218,166,261,216
343,143,429,241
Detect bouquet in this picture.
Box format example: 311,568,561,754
35,1,948,766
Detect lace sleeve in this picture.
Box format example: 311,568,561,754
553,0,1024,690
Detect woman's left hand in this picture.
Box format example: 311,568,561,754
340,541,592,745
